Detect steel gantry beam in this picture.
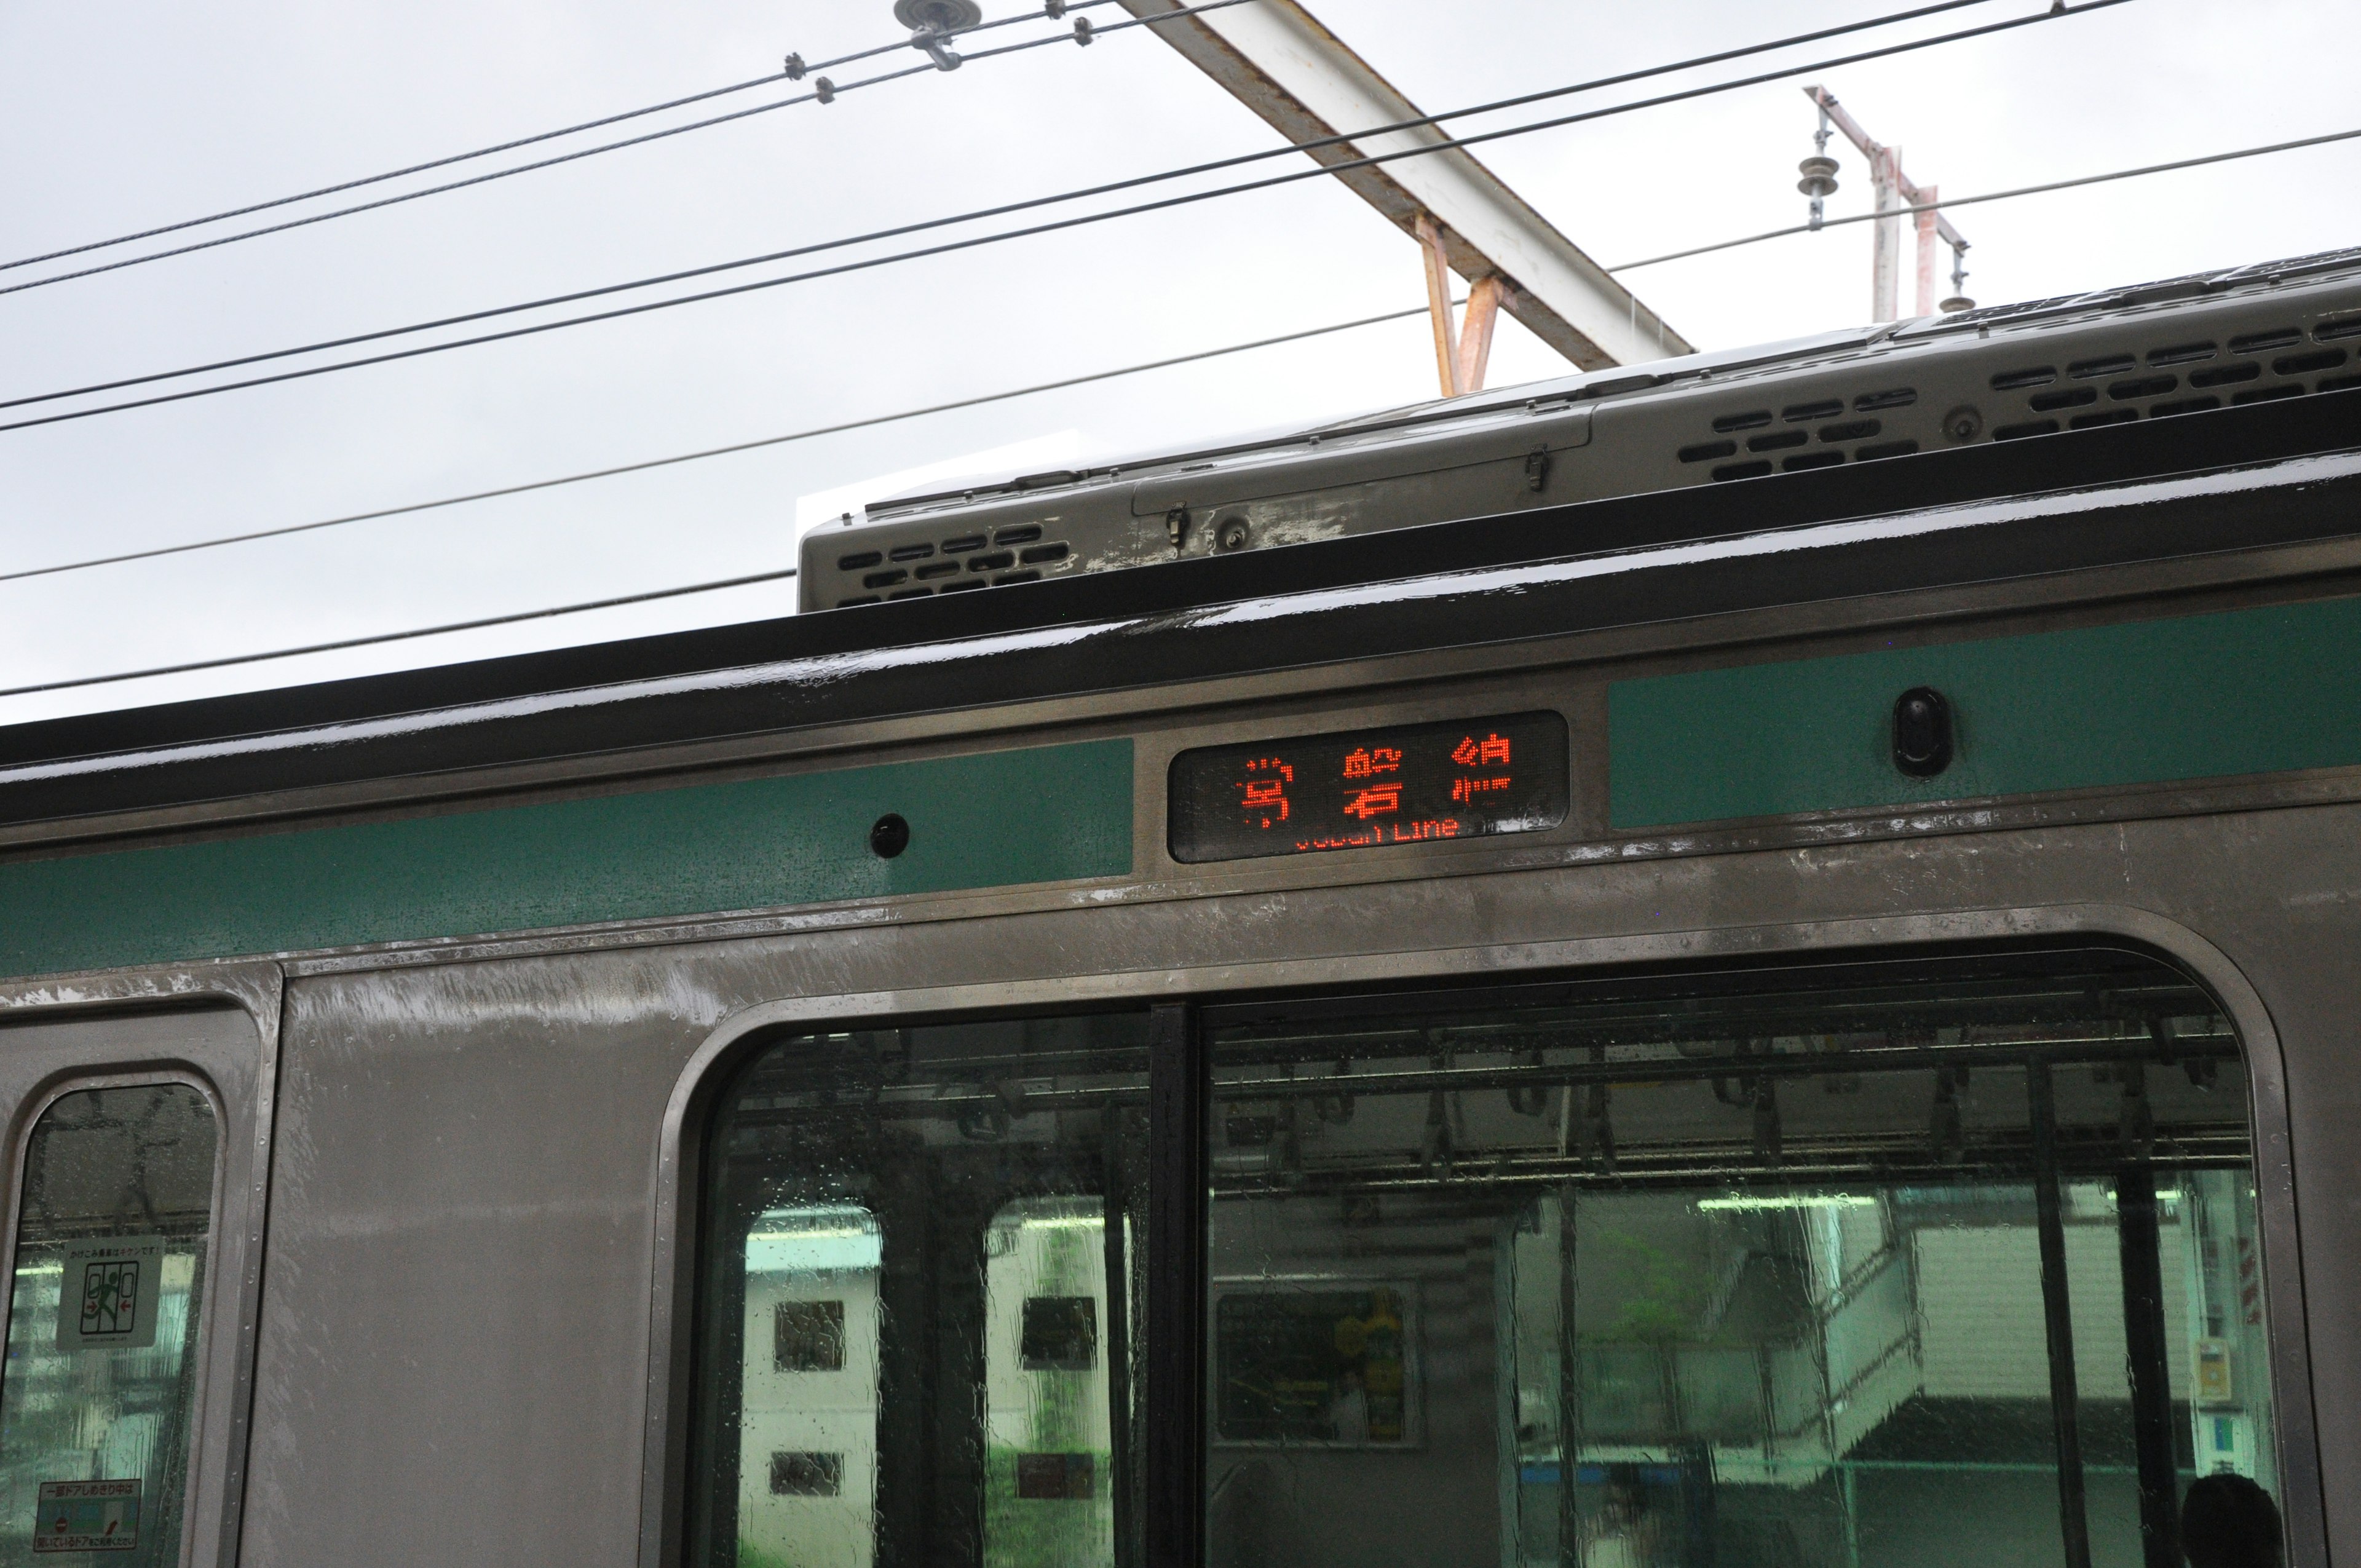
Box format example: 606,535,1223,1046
1115,0,1691,394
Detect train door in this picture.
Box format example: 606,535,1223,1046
682,949,2296,1568
0,997,271,1568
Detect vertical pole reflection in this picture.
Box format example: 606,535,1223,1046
2117,1162,2181,1568
1554,1186,1582,1568
1103,1105,1137,1568
2028,1060,2095,1568
1147,1004,1205,1568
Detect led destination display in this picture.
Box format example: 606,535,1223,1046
1168,711,1569,863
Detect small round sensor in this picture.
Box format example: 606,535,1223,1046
869,813,911,859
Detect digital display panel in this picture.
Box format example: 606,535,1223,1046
1168,711,1568,863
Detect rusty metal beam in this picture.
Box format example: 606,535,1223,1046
1115,0,1690,370
1415,213,1460,395
1456,274,1504,394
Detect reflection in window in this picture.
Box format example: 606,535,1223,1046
690,1016,1149,1568
740,1206,881,1568
1205,953,2279,1568
987,1198,1125,1564
0,1083,219,1568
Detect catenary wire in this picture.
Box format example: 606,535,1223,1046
0,0,2134,431
17,103,2361,592
0,298,1481,695
0,0,1253,300
1,0,1993,293
0,567,807,701
1,0,1998,303
0,0,1129,277
15,107,2356,686
22,106,2351,595
15,108,2360,689
0,0,2039,394
0,301,1445,586
1603,125,2361,272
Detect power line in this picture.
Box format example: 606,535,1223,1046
0,0,2129,434
1603,123,2361,274
15,109,2358,691
14,110,2349,596
0,65,923,299
0,566,804,702
0,0,1126,280
0,299,1482,696
0,0,1249,301
0,301,1443,586
15,105,2359,590
0,0,2027,406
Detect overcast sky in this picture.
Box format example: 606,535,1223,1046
0,0,2352,726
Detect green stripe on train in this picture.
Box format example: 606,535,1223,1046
0,739,1133,979
1608,596,2361,829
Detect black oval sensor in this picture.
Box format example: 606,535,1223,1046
1892,687,1953,777
869,813,911,859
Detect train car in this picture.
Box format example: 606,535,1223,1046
0,248,2357,1568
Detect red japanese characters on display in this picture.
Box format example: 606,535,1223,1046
1172,713,1568,864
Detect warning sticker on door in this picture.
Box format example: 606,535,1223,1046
31,1479,140,1553
55,1237,166,1352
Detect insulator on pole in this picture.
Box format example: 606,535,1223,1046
894,0,982,25
1795,155,1840,199
1940,239,1974,312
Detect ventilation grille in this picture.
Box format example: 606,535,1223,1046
1683,319,2355,483
831,523,1074,608
1983,327,2352,443
1682,387,1923,481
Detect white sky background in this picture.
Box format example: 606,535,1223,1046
0,0,2353,726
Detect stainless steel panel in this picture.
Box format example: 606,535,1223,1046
240,964,731,1568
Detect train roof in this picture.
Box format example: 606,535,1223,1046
864,247,2361,518
6,253,2361,839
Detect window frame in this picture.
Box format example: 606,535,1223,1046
0,1067,233,1568
644,911,2323,1568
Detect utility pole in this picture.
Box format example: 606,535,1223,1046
1803,86,1971,321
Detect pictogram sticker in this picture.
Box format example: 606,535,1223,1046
55,1237,166,1353
31,1479,140,1554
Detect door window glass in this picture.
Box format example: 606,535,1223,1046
0,1083,219,1568
1203,952,2279,1568
689,1015,1149,1568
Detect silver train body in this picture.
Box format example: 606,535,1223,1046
0,250,2357,1568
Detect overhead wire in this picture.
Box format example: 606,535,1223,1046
0,300,1445,587
1604,124,2361,273
0,0,1250,300
0,0,2003,309
0,0,2137,434
15,124,2361,691
0,0,1128,279
0,566,806,702
16,107,2361,693
15,101,2361,593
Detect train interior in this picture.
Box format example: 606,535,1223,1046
686,950,2274,1568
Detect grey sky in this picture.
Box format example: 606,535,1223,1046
1,0,2351,724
